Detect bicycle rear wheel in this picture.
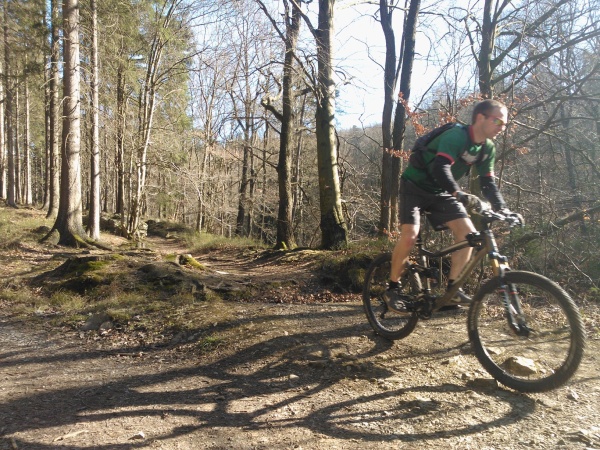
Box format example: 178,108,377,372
468,271,585,392
362,253,420,340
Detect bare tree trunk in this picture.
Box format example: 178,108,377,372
42,58,50,208
259,121,268,242
103,132,109,213
469,0,498,216
249,149,255,233
0,59,5,199
46,0,60,218
87,0,100,240
23,68,32,205
291,0,347,248
3,0,16,208
39,0,50,208
390,0,420,227
314,0,347,249
292,96,304,206
378,0,396,235
234,39,258,238
293,94,307,241
258,0,300,249
378,0,420,234
127,4,176,238
115,63,126,217
276,1,300,249
478,0,494,98
195,140,210,233
236,140,252,237
50,0,88,247
14,87,21,204
476,0,577,98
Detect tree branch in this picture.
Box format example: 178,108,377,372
508,202,600,248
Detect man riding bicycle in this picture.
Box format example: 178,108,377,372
385,99,521,312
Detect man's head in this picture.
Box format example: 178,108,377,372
471,99,508,140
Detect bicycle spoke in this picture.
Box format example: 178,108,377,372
363,253,419,340
469,271,585,392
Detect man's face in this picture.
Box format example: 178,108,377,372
480,107,508,139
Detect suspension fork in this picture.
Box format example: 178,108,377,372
496,283,531,337
484,230,530,336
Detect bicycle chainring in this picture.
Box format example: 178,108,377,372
413,294,435,319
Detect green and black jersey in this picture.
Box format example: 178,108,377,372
402,124,496,194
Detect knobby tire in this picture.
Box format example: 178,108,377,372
362,253,420,340
468,271,585,393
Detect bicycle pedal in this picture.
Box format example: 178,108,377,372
438,304,465,312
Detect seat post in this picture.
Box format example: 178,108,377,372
414,231,432,292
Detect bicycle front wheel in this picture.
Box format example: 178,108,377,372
362,253,420,340
468,271,585,392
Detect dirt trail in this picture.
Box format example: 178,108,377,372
1,236,599,449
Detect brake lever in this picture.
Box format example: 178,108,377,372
506,215,524,228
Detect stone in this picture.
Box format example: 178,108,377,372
81,312,112,331
502,356,537,375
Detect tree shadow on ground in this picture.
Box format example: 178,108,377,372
0,305,539,449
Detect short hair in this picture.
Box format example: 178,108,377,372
471,99,506,124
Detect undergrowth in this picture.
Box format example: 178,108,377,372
3,204,596,353
184,230,267,253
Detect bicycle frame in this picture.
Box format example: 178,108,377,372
410,214,529,334
411,223,510,308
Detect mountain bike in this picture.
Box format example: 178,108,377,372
362,202,585,393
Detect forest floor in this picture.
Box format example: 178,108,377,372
0,206,599,450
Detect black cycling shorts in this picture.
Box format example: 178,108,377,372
399,178,468,231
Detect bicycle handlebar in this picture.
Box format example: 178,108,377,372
474,201,524,227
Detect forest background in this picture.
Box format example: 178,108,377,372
0,0,599,297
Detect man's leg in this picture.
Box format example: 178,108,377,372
390,223,420,283
445,217,476,280
384,223,420,312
